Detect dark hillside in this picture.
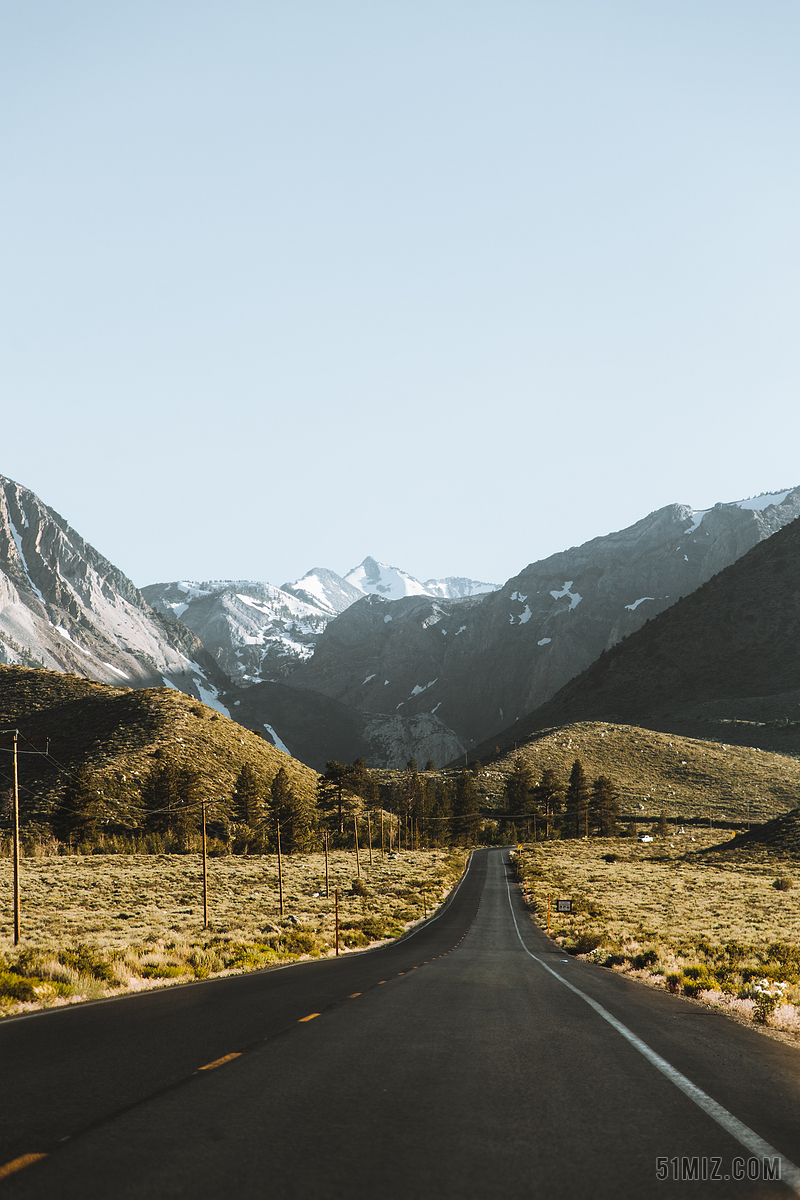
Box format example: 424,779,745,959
473,516,800,758
0,665,318,824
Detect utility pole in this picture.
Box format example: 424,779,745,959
276,822,284,917
367,812,373,867
0,729,48,947
354,814,361,878
334,888,339,957
12,731,20,946
201,796,208,929
323,830,329,898
380,808,385,857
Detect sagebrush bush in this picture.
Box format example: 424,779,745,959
567,931,606,956
58,945,118,985
0,971,37,1002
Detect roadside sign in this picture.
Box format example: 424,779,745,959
556,899,573,914
518,844,523,851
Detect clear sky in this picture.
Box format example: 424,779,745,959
2,1,799,588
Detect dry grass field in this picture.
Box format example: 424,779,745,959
514,832,800,1037
0,848,464,1017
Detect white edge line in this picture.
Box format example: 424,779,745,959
504,856,800,1195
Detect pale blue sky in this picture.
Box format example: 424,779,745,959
2,1,799,588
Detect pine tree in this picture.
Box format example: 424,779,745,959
590,775,621,837
535,768,563,839
347,758,379,805
51,765,107,845
452,771,480,845
563,759,590,839
425,758,436,772
427,778,453,847
317,761,351,831
270,767,313,852
141,762,199,848
231,764,264,827
504,755,536,839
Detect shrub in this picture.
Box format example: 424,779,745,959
139,963,184,979
666,972,682,994
604,953,627,967
350,878,369,898
188,949,223,978
632,950,659,970
58,945,118,985
341,930,369,948
281,930,317,956
682,965,713,997
0,971,37,1002
567,931,606,956
360,916,400,941
774,877,793,891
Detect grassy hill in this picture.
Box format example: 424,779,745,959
0,665,318,825
469,721,800,826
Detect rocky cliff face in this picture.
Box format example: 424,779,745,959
288,490,800,748
224,680,465,771
0,476,229,706
141,579,332,685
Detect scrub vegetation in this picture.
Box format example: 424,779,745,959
0,849,465,1017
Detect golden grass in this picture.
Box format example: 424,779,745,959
515,833,800,1036
0,848,464,1017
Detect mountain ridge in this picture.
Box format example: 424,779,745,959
471,512,800,760
287,489,800,748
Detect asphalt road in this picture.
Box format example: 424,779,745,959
3,848,800,1198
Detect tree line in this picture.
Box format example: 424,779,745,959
41,755,489,853
503,756,622,840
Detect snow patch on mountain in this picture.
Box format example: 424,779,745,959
625,597,655,612
550,582,583,610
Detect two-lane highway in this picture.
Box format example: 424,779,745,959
3,849,800,1197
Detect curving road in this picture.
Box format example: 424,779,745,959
2,849,800,1197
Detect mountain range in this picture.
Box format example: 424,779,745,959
141,559,498,686
285,490,800,749
2,470,798,770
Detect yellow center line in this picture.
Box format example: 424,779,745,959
199,1053,242,1071
348,992,361,998
298,1013,321,1022
0,1154,48,1181
378,980,386,984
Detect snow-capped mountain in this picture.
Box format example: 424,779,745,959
140,579,332,686
0,476,229,708
280,567,363,616
289,489,800,747
143,561,499,686
344,556,499,601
